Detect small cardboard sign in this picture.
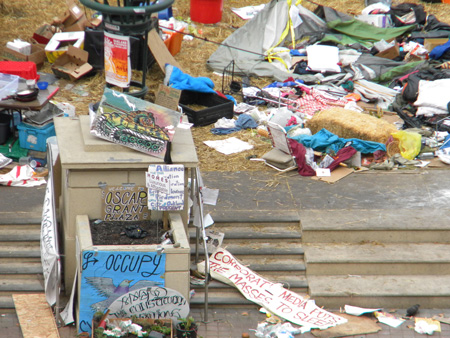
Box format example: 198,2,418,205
155,84,181,111
101,185,150,221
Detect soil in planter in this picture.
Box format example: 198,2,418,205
90,219,173,245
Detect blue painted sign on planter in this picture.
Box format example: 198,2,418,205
79,250,166,334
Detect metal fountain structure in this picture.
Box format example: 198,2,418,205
79,0,174,97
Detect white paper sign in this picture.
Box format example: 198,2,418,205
201,248,347,330
108,286,189,320
40,172,60,306
147,165,184,211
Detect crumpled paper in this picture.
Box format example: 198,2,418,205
414,318,441,335
0,165,46,187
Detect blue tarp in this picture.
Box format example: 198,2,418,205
287,128,386,154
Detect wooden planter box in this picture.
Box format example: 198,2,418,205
76,213,190,335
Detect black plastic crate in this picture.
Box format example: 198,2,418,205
179,90,234,126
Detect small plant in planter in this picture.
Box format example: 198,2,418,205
175,316,197,338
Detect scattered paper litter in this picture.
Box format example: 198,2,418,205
0,153,12,169
231,4,265,20
344,305,381,316
204,137,253,155
414,317,441,335
374,311,405,328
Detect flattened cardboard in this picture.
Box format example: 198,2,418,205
51,45,93,80
1,44,46,67
311,165,354,184
311,313,381,338
147,28,182,73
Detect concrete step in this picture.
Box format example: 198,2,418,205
308,275,450,309
0,262,43,274
301,209,450,244
0,226,40,241
305,243,450,275
191,279,309,308
0,244,41,258
192,275,308,291
191,242,304,257
200,257,306,274
0,295,14,309
0,278,44,292
189,225,301,241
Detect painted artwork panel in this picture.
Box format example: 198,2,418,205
91,88,182,158
79,250,166,334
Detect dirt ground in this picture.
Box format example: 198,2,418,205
90,219,172,245
1,0,450,172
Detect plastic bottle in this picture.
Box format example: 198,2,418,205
18,156,38,169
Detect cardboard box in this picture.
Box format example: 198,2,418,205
33,24,54,45
45,31,84,63
424,38,449,52
356,14,392,28
163,28,184,56
376,41,400,60
51,45,93,80
62,0,84,27
1,44,46,67
64,15,89,33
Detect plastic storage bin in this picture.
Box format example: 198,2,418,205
179,90,234,126
17,122,56,152
0,61,38,81
0,73,19,100
190,0,223,24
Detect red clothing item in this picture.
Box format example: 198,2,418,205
289,139,357,176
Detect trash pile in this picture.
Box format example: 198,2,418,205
1,0,450,182
248,304,448,337
199,0,450,179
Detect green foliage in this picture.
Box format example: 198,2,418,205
177,316,196,331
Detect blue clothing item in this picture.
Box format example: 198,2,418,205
210,114,258,135
439,135,450,150
235,114,258,129
211,127,241,135
265,79,304,88
429,40,450,60
288,128,386,154
165,64,216,93
290,50,306,56
226,95,237,105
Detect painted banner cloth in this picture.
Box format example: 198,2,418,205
202,248,347,330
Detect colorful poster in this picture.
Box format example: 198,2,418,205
91,88,182,158
79,250,166,334
104,32,131,88
147,164,185,211
101,185,150,221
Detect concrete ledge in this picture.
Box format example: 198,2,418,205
308,275,450,308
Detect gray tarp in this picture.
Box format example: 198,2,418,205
207,1,422,83
206,1,327,82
